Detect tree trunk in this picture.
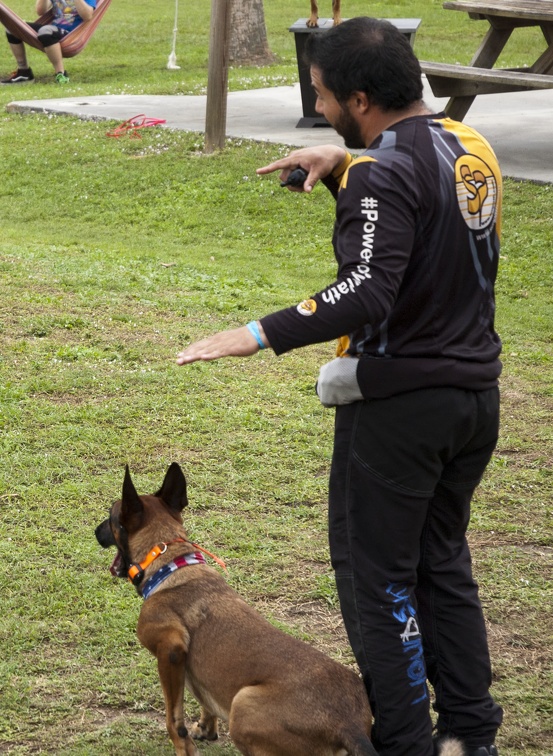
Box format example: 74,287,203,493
229,0,275,65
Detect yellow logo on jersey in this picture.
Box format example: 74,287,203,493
296,298,317,316
455,155,498,231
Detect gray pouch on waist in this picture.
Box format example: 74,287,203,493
316,357,363,407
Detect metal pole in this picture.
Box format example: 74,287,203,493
205,0,231,153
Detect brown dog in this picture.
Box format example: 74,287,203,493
95,463,377,756
308,0,342,27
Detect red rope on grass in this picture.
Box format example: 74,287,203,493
106,114,167,139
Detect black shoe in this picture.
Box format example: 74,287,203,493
0,67,34,84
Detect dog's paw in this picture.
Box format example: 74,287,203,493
190,721,219,742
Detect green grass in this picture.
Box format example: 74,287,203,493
0,2,552,754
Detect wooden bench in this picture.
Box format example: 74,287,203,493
421,61,553,97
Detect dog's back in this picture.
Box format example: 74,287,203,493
138,566,375,754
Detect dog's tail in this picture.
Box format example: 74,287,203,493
437,738,465,756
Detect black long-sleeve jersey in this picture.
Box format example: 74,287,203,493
260,113,503,399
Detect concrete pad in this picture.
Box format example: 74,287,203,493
7,81,553,183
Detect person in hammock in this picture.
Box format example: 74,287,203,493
1,0,96,84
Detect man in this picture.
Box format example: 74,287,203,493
1,0,96,84
177,17,503,756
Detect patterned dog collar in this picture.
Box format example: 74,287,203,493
141,552,206,600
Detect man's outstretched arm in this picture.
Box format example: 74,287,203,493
176,321,270,364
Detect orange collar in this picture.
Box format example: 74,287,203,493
128,537,227,586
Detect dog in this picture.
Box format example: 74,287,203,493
308,0,342,27
95,463,377,756
95,463,465,756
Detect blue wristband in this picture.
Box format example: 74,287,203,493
246,320,266,349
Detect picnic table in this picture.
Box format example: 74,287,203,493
421,0,553,120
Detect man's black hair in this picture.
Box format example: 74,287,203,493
304,16,423,111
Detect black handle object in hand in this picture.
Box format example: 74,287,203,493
280,168,308,188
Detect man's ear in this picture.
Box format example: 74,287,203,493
351,90,371,114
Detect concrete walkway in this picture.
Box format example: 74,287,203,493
7,81,553,183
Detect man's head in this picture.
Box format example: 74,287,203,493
304,17,424,147
304,16,423,111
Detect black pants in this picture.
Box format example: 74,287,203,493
329,387,503,756
6,21,68,47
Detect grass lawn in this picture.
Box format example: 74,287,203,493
0,1,551,754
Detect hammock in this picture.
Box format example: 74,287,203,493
0,0,112,58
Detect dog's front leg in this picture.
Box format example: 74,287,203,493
155,636,199,756
332,0,342,25
190,706,219,741
308,0,319,27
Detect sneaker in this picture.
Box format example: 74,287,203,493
0,68,34,84
55,71,70,84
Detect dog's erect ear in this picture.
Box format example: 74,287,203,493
120,465,144,533
155,462,188,513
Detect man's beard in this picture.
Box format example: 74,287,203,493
334,105,365,150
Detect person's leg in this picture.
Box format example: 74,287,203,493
416,389,503,748
2,26,36,82
330,397,437,756
4,21,42,71
329,388,501,756
8,40,29,69
36,25,69,78
42,41,64,74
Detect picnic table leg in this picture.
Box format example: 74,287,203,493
540,22,553,49
445,96,475,122
532,24,553,73
445,24,512,120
